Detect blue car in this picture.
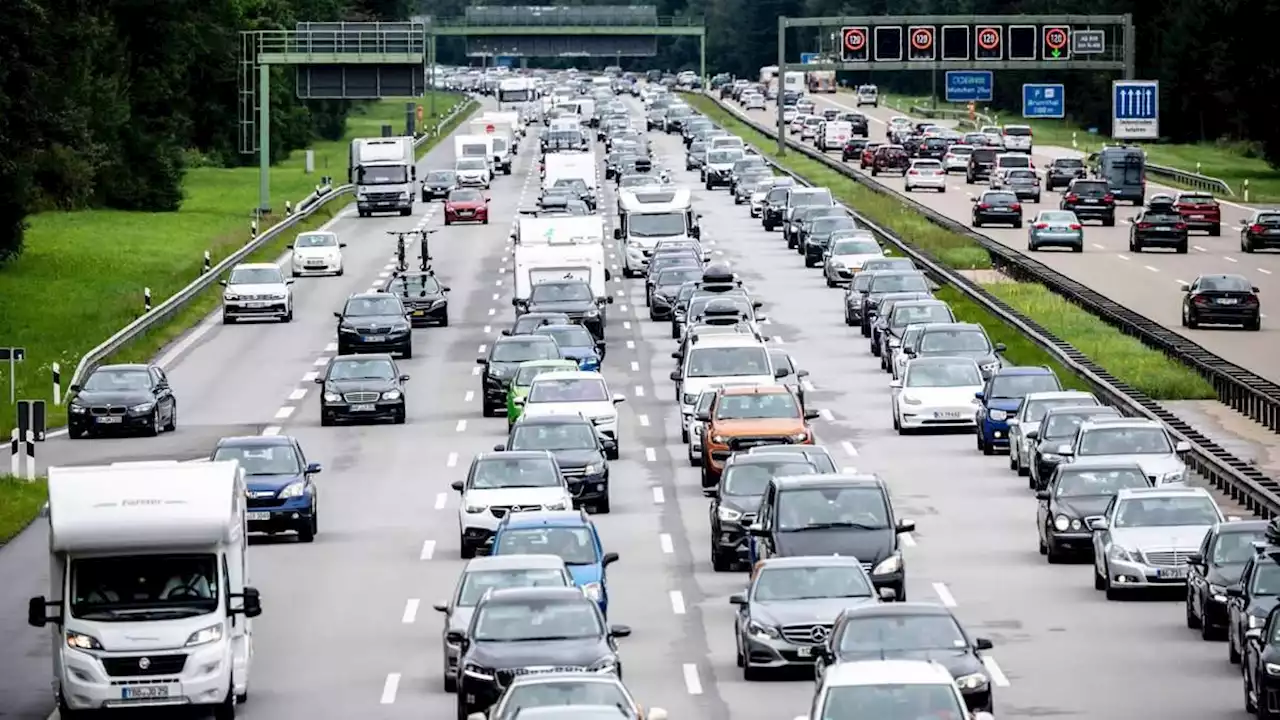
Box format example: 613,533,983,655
211,434,321,542
490,510,618,616
975,366,1062,455
534,324,605,371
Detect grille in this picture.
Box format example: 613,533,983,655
489,505,542,519
367,192,400,201
728,437,791,451
102,654,187,678
247,496,283,509
561,467,588,478
781,623,833,645
1143,550,1193,567
246,294,279,301
496,666,590,687
358,326,392,334
344,392,380,403
89,406,127,416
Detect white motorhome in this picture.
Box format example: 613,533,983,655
454,134,494,171
481,111,524,139
616,187,700,277
28,461,261,717
467,121,514,175
513,215,606,247
783,71,806,95
497,77,535,106
543,152,598,203
349,136,416,217
513,235,608,305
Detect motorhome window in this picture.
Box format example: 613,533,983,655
387,274,441,295
686,346,770,378
457,569,569,606
469,457,561,489
71,554,219,620
357,166,408,185
295,233,338,248
530,283,593,303
528,377,609,403
229,266,283,285
328,357,395,381
492,138,508,153
344,296,403,316
82,368,151,392
494,528,599,567
628,213,687,237
511,423,599,452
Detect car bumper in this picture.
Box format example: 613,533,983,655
740,632,823,669
825,265,855,283
705,172,730,187
1045,530,1094,555
898,403,977,429
1181,217,1219,229
56,643,231,711
907,178,946,189
223,300,288,319
446,211,488,223
713,522,751,557
1190,307,1258,324
566,473,610,506
421,188,452,200
1030,231,1083,247
68,411,158,434
974,211,1020,224
1135,232,1187,246
292,258,342,274
405,302,448,326
246,496,315,532
1105,557,1190,587
337,333,411,354
980,419,1010,445
322,399,404,422
457,675,503,715
482,379,509,406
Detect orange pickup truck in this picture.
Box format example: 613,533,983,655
697,385,819,489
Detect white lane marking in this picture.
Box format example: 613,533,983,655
644,447,657,462
623,321,632,330
1194,245,1207,252
324,342,338,352
478,344,488,354
1225,255,1238,263
380,673,401,704
660,533,674,553
499,266,506,273
841,440,858,456
366,287,379,293
378,271,390,279
1144,265,1159,273
488,308,496,316
434,493,447,510
288,388,307,401
302,371,318,383
818,408,834,421
1090,242,1105,250
900,533,917,547
983,656,1011,687
472,366,482,375
626,340,635,350
402,599,420,624
492,293,499,301
932,582,958,607
653,486,665,504
447,452,459,468
314,356,330,366
638,414,650,427
261,426,281,436
616,288,624,296
464,391,475,403
1175,278,1188,286
630,361,640,371
670,590,686,615
274,406,295,420
634,385,645,397
456,420,467,432
384,263,395,270
420,540,436,560
682,664,703,695
1116,254,1130,261
495,279,503,286
801,379,816,392
1261,268,1273,275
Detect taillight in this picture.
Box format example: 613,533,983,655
1251,224,1265,234
1137,222,1153,229
1069,223,1082,230
908,170,918,175
1175,222,1188,230
1245,294,1261,306
1103,194,1115,203
978,203,991,210
1034,223,1048,229
1193,295,1210,305
1065,194,1078,202
1010,203,1021,211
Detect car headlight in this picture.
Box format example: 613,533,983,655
582,583,603,601
1266,663,1280,676
790,432,808,442
130,402,155,414
1161,469,1186,484
339,325,358,334
1107,545,1135,563
900,395,921,406
682,394,698,406
1210,584,1228,602
464,503,488,514
718,507,742,522
184,624,223,647
1250,615,1265,629
1041,452,1062,462
69,403,87,414
585,308,600,317
272,293,288,300
711,435,726,445
278,481,307,499
323,392,341,402
544,500,569,511
872,554,902,575
583,463,604,475
463,663,494,680
590,656,619,674
748,620,781,640
66,630,104,650
382,390,402,400
954,672,989,691
988,409,1008,421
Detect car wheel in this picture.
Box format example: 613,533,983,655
1103,566,1122,601
1230,630,1242,664
1186,588,1202,629
164,402,178,432
1094,562,1106,590
444,672,457,694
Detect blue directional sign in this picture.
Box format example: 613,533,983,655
1112,80,1159,139
800,53,820,64
496,56,516,67
944,71,993,102
1022,83,1065,119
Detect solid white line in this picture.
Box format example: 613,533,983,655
314,356,330,366
841,440,858,456
402,599,420,624
274,406,295,420
682,664,703,695
464,391,475,403
288,388,307,401
380,673,401,704
638,414,650,427
634,385,645,397
302,371,318,383
645,447,657,462
932,582,957,607
420,540,436,560
447,451,459,468
653,486,665,504
670,591,686,615
900,533,917,547
818,408,834,421
499,266,506,273
324,342,338,352
456,420,467,432
630,361,640,372
983,656,1011,687
261,426,282,436
659,533,674,553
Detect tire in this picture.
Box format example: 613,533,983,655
213,686,236,720
444,673,457,694
393,408,406,425
596,494,611,514
144,410,160,437
164,402,177,432
401,344,413,359
460,539,476,560
440,314,450,327
321,413,334,427
1186,589,1202,629
297,510,317,543
606,444,619,461
1094,564,1106,590
711,541,732,571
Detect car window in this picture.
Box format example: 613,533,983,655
1196,275,1251,291
1112,495,1220,528
494,527,598,566
988,373,1059,398
1055,468,1149,497
1078,427,1172,455
470,457,560,489
457,569,570,606
472,597,601,640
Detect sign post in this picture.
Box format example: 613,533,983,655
1113,80,1159,139
0,347,24,406
944,71,993,103
1022,84,1066,119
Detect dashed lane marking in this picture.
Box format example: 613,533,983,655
274,406,295,420
659,533,674,553
900,532,917,547
1144,265,1159,273
401,599,420,624
261,426,281,436
983,656,1011,687
682,664,703,695
288,388,307,401
630,361,640,372
302,371,318,383
841,440,858,456
638,414,650,427
932,582,957,607
652,486,664,504
420,540,436,560
456,420,467,432
380,673,401,704
314,357,330,366
434,493,447,510
644,447,657,462
324,343,337,353
634,386,644,397
670,591,686,615
447,452,459,468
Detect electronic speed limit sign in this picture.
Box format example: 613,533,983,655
840,26,868,62
975,25,1002,60
907,25,936,61
1042,26,1071,60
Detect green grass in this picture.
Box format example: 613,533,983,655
685,92,1216,402
0,94,473,439
0,476,46,546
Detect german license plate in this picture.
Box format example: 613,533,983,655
362,336,385,343
351,403,376,412
247,512,271,521
1191,214,1205,219
1156,226,1172,231
246,301,267,308
412,310,425,316
935,411,961,419
796,647,812,658
122,685,169,700
306,261,324,266
96,416,122,424
1219,298,1239,305
1157,567,1187,579
1083,199,1099,203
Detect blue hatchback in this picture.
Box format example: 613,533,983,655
211,435,321,542
534,324,604,371
490,510,618,616
975,366,1062,455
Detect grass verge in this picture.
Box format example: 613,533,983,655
686,93,1216,401
0,476,46,546
0,94,474,439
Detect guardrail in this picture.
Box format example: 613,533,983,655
67,96,478,392
700,91,1280,518
903,101,1236,196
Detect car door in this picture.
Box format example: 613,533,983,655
1231,556,1259,653
149,366,174,422
1188,528,1216,621
1092,496,1118,576
1036,472,1055,544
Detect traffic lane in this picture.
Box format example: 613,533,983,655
650,125,1245,719
0,516,57,720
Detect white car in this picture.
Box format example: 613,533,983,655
453,451,573,558
1002,124,1034,153
743,93,766,110
782,107,799,123
455,157,491,188
221,262,293,324
856,85,879,107
518,371,625,459
674,334,780,425
943,145,974,173
788,114,810,134
290,231,345,277
887,116,912,134
890,356,984,434
904,159,946,193
800,116,823,140
822,231,883,287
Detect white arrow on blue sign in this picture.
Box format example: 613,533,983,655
1022,84,1064,119
1112,80,1159,139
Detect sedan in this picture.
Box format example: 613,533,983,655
67,363,178,439
823,233,884,288
743,93,766,110
890,356,985,434
420,169,457,201
1035,464,1151,563
444,188,489,225
903,159,945,193
1240,209,1280,252
971,191,1022,228
1027,210,1084,252
316,353,409,426
999,169,1042,202
1180,273,1262,330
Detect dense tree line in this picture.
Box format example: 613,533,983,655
0,0,412,263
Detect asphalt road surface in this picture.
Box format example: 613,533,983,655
735,93,1280,386
0,93,1251,720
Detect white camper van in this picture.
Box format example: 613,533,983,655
28,461,261,718
349,136,416,217
616,187,700,277
468,121,514,175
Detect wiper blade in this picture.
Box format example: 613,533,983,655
789,521,886,531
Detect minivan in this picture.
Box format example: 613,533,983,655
1092,146,1146,205
1002,124,1033,153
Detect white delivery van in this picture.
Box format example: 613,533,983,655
819,121,853,152
454,134,494,172
349,136,416,217
28,461,261,717
616,187,699,277
548,117,581,134
856,84,879,107
513,235,608,305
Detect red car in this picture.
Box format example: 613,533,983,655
860,142,883,170
444,189,489,225
1174,191,1221,236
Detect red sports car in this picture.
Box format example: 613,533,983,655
444,188,489,225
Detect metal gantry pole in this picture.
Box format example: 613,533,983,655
258,62,271,213
777,17,787,156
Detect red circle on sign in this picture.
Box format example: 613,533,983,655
485,124,495,133
977,28,1000,50
843,28,865,52
1044,27,1067,49
910,28,934,51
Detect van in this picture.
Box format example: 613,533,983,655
1092,146,1146,205
966,147,1000,183
856,85,879,107
1002,124,1033,153
617,187,700,277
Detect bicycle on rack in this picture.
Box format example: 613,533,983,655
386,229,439,273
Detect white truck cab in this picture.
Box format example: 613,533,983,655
616,187,699,277
349,136,416,217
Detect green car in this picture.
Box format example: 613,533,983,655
506,359,579,429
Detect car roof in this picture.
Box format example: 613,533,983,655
719,385,791,397
1217,520,1270,534
499,509,593,528
214,435,295,448
1055,462,1146,474
1023,390,1095,401
464,554,567,572
756,555,866,570
684,333,765,349
482,587,590,604
532,370,603,383
517,359,577,369
331,352,394,362
497,334,556,344
994,366,1055,376
725,454,816,467
98,363,152,372
1115,486,1212,500
919,322,983,333
774,473,884,491
512,414,594,428
233,262,279,271
1079,417,1161,430
824,659,957,688
750,445,835,458
1044,405,1118,416
474,450,554,462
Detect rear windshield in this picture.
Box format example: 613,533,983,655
1072,181,1109,195
1004,127,1032,136
998,156,1031,167
1179,195,1217,206
1198,275,1251,291
972,149,998,161
984,193,1018,205
1257,214,1280,225
1054,159,1084,168
1143,212,1183,223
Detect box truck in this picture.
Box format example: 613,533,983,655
349,136,416,217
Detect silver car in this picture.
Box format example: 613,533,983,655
1053,417,1191,486
1007,390,1100,476
1090,486,1224,599
1028,210,1085,252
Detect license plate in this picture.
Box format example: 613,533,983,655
935,411,962,419
412,310,425,316
1191,214,1205,219
1051,226,1069,232
1083,199,1099,204
122,686,169,700
796,647,812,658
1156,567,1187,579
1156,226,1172,231
1218,298,1239,305
306,261,324,267
351,403,376,412
246,301,267,308
362,335,385,343
247,512,271,521
96,416,122,424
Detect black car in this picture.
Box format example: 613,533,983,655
749,474,914,599
802,216,859,267
709,454,818,570
917,137,949,160
817,604,995,713
760,185,792,231
859,271,932,336
1181,273,1262,330
1059,179,1116,226
66,363,178,439
840,112,869,138
648,267,703,321
841,138,870,163
477,336,563,415
1044,157,1087,191
451,587,630,720
520,280,612,338
965,147,999,183
786,206,844,250
1243,601,1280,716
335,293,413,358
872,296,946,360
1028,405,1123,490
746,445,838,473
1035,464,1151,562
315,353,408,425
1129,207,1188,252
644,257,701,303
685,141,708,171
384,271,449,327
1187,520,1268,641
868,293,934,357
1229,539,1280,666
421,169,458,201
500,415,612,513
505,312,572,337
1241,210,1280,253
971,191,1023,228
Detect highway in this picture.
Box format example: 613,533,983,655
0,91,1250,720
732,93,1280,386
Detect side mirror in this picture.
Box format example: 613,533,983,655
609,624,632,637
671,351,683,360
896,519,915,533
1187,552,1204,565
889,380,902,389
333,312,342,319
1227,585,1245,598
485,197,491,203
695,410,711,422
305,462,322,474
729,592,748,605
492,444,505,452
606,296,615,304
1056,444,1073,455
995,343,1007,352
433,601,449,612
400,374,410,382
511,298,520,306
774,367,790,379
796,369,810,378
1254,286,1261,293
238,587,263,618
804,409,821,420
603,551,620,566
753,300,764,309
1180,284,1191,293
1087,518,1108,531
450,480,465,492
26,597,51,627
974,391,985,400
1025,429,1039,440
313,376,324,384
613,394,626,404
974,637,994,651
1175,441,1191,453
1035,490,1050,501
285,279,294,285
219,280,228,286
445,630,467,645
669,370,682,382
513,398,524,406
747,522,767,536
614,228,623,239
500,329,512,336
476,358,488,365
877,587,897,601
68,384,81,393
339,243,347,248
757,313,768,322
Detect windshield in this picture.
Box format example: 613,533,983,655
628,212,687,238
328,357,395,381
528,378,609,403
469,457,559,489
1113,496,1220,528
473,599,602,641
449,189,483,202
755,566,873,602
358,166,408,184
919,330,990,353
1213,531,1268,566
498,681,630,720
1056,468,1149,497
511,423,599,451
723,462,815,496
344,296,402,316
813,218,856,234
495,527,598,566
530,283,593,302
1078,427,1172,455
82,368,151,392
213,443,301,475
715,392,799,420
778,486,888,531
387,274,441,295
657,269,703,287
708,150,744,164
621,175,660,189
869,274,928,293
989,374,1059,399
891,304,951,327
905,361,981,388
458,569,569,606
686,346,770,378
850,274,875,292
514,363,570,386
295,233,337,248
71,554,219,621
537,326,594,348
837,613,967,653
831,239,880,255
1044,411,1113,438
229,267,282,285
791,190,834,208
426,171,455,183
456,158,486,170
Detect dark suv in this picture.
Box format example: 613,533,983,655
1129,206,1189,253
965,147,999,183
1044,157,1087,191
1060,179,1116,226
